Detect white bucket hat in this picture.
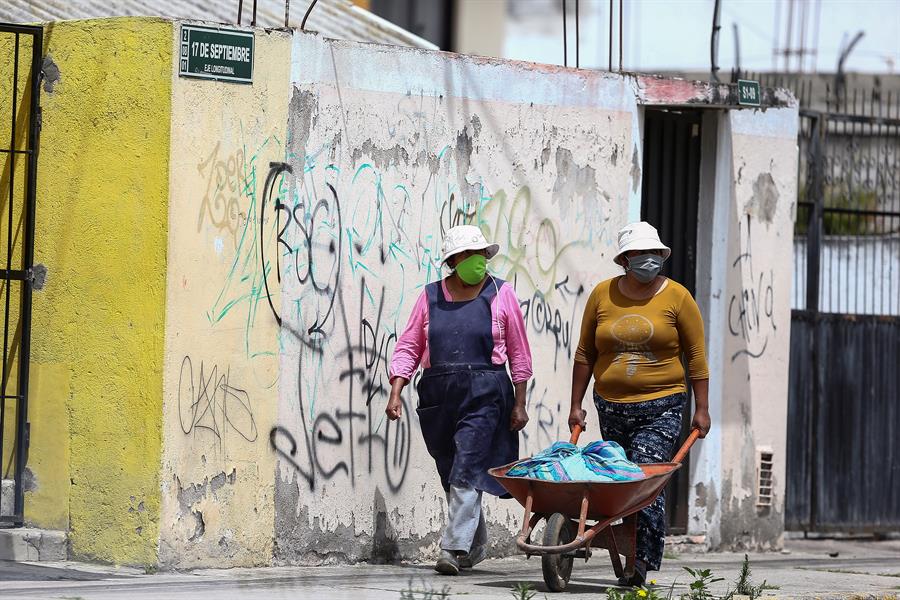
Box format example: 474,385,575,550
614,221,671,264
441,225,500,264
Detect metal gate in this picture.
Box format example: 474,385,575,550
786,89,900,532
0,23,42,526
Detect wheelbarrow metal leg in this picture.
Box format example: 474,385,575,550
520,483,534,538
575,490,590,539
601,526,625,578
623,513,638,578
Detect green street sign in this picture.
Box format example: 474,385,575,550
179,25,254,84
737,79,761,107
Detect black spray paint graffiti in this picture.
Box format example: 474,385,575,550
257,161,591,494
260,163,411,492
260,161,345,343
438,192,471,236
518,378,564,456
289,181,343,337
260,161,292,327
178,356,258,448
519,276,585,370
268,310,412,494
728,217,777,362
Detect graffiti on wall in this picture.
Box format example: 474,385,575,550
200,134,285,388
254,88,624,503
177,356,258,450
169,78,629,562
728,215,777,362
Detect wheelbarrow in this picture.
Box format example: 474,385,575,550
489,426,701,592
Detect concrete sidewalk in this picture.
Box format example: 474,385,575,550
0,539,898,600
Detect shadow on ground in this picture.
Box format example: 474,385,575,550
474,577,626,595
0,560,133,582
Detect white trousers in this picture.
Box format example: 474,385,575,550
441,485,488,553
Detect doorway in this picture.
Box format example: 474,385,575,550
640,108,703,534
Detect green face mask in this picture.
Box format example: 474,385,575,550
455,254,487,285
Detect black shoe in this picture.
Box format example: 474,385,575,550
457,545,485,570
435,550,460,575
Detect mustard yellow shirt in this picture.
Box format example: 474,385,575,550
574,277,709,403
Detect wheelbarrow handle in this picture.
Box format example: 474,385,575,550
570,424,700,462
672,428,702,465
569,423,583,445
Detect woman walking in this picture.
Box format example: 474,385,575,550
386,225,533,575
568,221,710,586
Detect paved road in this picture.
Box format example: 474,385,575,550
1,538,898,599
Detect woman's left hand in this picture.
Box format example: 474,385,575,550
510,405,529,432
691,408,711,438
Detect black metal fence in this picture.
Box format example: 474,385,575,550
787,312,900,532
0,23,42,527
786,82,900,532
793,96,900,316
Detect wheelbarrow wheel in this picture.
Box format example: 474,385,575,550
542,512,575,592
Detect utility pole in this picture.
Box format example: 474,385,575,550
835,30,865,108
784,0,794,71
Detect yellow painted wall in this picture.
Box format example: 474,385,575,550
159,26,289,568
26,18,172,565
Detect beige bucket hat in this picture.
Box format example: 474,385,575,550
614,221,671,264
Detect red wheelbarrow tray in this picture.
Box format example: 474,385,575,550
488,427,700,559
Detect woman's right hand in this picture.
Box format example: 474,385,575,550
569,361,594,433
385,392,403,421
568,408,587,432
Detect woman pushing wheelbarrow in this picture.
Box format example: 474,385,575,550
492,222,710,592
567,221,711,586
387,221,708,588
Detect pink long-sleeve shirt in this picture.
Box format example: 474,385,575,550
389,279,534,384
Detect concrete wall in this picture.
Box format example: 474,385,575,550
159,25,291,568
270,33,637,562
715,108,798,549
2,16,799,567
26,18,172,565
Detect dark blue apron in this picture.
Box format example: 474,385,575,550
416,276,518,497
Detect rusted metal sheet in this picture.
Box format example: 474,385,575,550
634,74,796,109
0,0,437,50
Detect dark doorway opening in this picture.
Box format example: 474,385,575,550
640,108,704,534
369,0,455,50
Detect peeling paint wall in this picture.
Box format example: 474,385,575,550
716,108,798,550
6,17,799,568
159,26,291,568
270,33,637,563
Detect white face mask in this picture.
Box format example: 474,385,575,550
626,253,665,283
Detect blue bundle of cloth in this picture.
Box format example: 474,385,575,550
506,440,645,482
